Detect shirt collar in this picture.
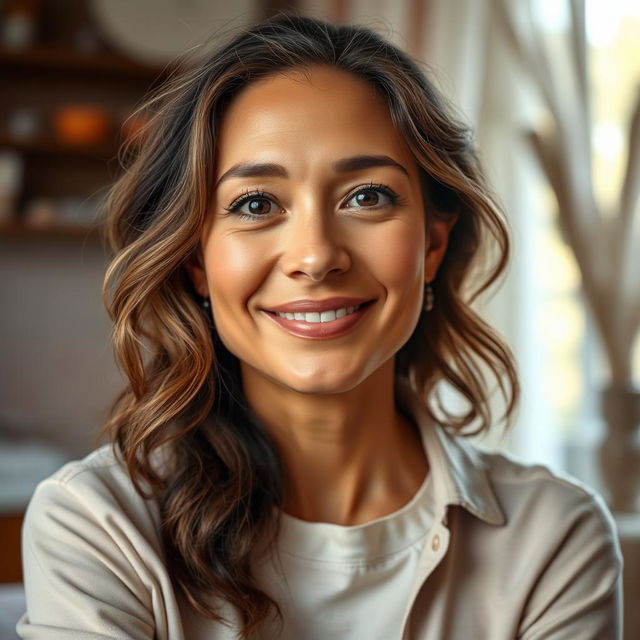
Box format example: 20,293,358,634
396,380,506,527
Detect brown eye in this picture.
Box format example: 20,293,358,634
354,190,380,206
344,185,398,209
244,198,272,215
225,192,278,219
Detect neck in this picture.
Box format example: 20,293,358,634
242,361,428,525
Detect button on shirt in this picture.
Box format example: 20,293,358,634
17,383,623,639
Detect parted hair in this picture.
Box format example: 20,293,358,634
101,13,518,639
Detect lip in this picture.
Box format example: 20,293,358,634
264,297,372,314
262,299,375,340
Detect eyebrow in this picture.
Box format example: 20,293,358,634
214,154,409,188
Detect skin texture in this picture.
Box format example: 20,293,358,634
186,66,455,525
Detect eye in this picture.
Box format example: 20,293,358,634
238,197,273,216
343,184,399,210
224,191,279,219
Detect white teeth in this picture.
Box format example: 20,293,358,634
275,304,362,323
320,310,336,323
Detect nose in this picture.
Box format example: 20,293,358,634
279,213,351,281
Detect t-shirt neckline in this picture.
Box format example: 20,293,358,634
276,471,433,563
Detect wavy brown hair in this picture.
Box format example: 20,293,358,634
100,13,518,639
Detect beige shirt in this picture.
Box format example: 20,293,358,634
17,385,623,639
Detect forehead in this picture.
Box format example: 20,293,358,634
214,65,418,176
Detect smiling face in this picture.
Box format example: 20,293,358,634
186,65,452,396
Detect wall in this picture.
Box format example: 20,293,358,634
0,235,123,457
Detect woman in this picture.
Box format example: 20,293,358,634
18,14,622,640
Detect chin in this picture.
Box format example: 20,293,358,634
272,362,379,397
282,379,357,396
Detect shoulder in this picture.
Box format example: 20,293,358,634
455,441,623,576
39,443,127,490
28,444,140,506
23,443,164,550
19,445,179,638
448,441,623,636
476,445,617,535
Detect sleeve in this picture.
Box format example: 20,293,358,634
518,488,623,640
16,478,156,640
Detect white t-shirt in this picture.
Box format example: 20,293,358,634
256,473,433,638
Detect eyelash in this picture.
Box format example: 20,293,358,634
223,189,281,221
223,183,403,221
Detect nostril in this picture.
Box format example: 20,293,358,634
280,237,351,281
287,262,350,282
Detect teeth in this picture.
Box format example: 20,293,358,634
276,304,361,323
320,310,336,322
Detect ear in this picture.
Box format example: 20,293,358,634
183,248,209,298
424,214,458,283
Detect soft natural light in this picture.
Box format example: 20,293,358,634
593,122,625,161
534,0,570,31
533,0,640,440
591,9,640,214
536,0,640,45
586,0,640,47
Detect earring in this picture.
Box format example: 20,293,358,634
424,283,434,312
199,296,214,328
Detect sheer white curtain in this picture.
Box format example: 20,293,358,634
299,0,566,469
414,1,560,465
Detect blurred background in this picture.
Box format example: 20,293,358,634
0,0,639,637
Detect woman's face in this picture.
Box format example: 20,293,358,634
187,65,452,396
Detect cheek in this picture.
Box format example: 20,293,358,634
203,235,266,321
364,222,426,289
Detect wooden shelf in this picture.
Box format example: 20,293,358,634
0,18,163,248
0,220,103,239
0,134,117,159
0,513,23,583
0,46,165,80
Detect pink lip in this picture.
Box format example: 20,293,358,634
264,297,372,314
262,301,375,339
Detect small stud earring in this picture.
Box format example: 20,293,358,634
424,283,434,312
201,298,210,310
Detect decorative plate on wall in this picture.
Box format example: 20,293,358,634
90,0,258,64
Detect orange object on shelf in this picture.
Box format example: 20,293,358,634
53,104,112,147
